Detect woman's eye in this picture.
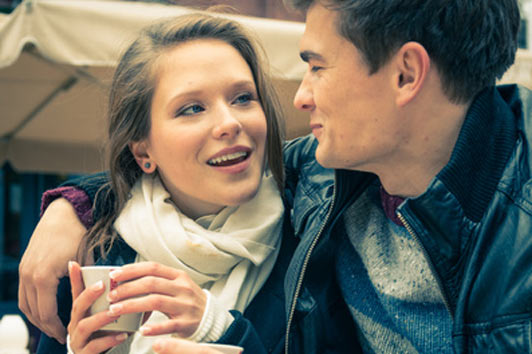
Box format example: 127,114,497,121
310,65,323,73
176,104,204,117
233,93,254,105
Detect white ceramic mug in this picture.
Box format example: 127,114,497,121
81,266,143,332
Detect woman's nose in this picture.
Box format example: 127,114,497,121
212,107,242,139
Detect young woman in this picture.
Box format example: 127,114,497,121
36,13,293,354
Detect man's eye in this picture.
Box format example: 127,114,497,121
176,104,204,117
310,65,323,73
233,93,254,105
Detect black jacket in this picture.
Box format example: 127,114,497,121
282,85,532,353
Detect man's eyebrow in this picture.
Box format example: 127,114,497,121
300,50,325,63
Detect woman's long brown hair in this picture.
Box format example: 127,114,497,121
78,13,285,264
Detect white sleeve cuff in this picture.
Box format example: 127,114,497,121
185,289,234,343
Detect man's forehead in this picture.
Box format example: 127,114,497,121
299,4,345,62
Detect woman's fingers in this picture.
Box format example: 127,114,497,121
109,294,203,338
69,261,85,300
109,292,204,317
109,262,178,283
69,280,105,327
109,294,193,316
72,330,129,354
152,339,223,354
107,275,190,302
69,311,120,348
103,262,206,338
139,317,198,337
107,267,203,308
85,332,129,354
68,276,124,353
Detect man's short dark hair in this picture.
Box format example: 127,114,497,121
285,0,521,103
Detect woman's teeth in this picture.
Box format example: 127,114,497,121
208,151,248,166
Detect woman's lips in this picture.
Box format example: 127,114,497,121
207,151,249,166
207,146,253,174
209,152,252,174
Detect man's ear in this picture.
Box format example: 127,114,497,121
129,140,155,173
393,42,430,107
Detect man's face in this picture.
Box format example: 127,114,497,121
294,3,406,172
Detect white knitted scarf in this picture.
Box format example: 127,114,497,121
109,173,284,353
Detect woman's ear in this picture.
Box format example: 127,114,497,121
392,42,430,107
129,140,156,173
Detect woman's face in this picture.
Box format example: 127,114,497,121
133,39,268,219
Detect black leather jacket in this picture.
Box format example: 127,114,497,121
282,85,532,353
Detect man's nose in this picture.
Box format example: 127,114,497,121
293,75,315,111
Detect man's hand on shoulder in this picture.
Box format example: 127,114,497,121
18,198,87,344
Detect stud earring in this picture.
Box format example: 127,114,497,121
144,162,151,169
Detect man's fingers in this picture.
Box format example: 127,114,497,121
33,269,66,343
42,315,66,344
17,282,34,325
17,197,86,340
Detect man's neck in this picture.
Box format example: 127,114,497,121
377,95,470,198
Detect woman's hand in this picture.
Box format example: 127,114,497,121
18,198,87,344
105,262,207,338
152,339,223,354
67,261,129,353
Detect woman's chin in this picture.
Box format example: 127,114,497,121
225,181,261,207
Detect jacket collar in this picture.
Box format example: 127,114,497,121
333,86,518,224
434,86,518,222
396,85,520,311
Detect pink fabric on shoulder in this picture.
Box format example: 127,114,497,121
41,186,93,229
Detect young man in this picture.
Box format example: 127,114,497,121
19,0,531,353
280,0,531,352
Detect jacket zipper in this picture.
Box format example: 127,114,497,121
284,183,337,354
396,212,452,315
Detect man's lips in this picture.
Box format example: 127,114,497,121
310,123,323,139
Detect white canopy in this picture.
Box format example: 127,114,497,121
0,0,309,173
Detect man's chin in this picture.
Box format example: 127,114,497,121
315,148,335,169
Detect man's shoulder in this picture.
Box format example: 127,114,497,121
283,134,319,168
283,134,335,193
498,84,532,120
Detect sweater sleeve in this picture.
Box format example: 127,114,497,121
40,172,113,229
41,186,94,229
